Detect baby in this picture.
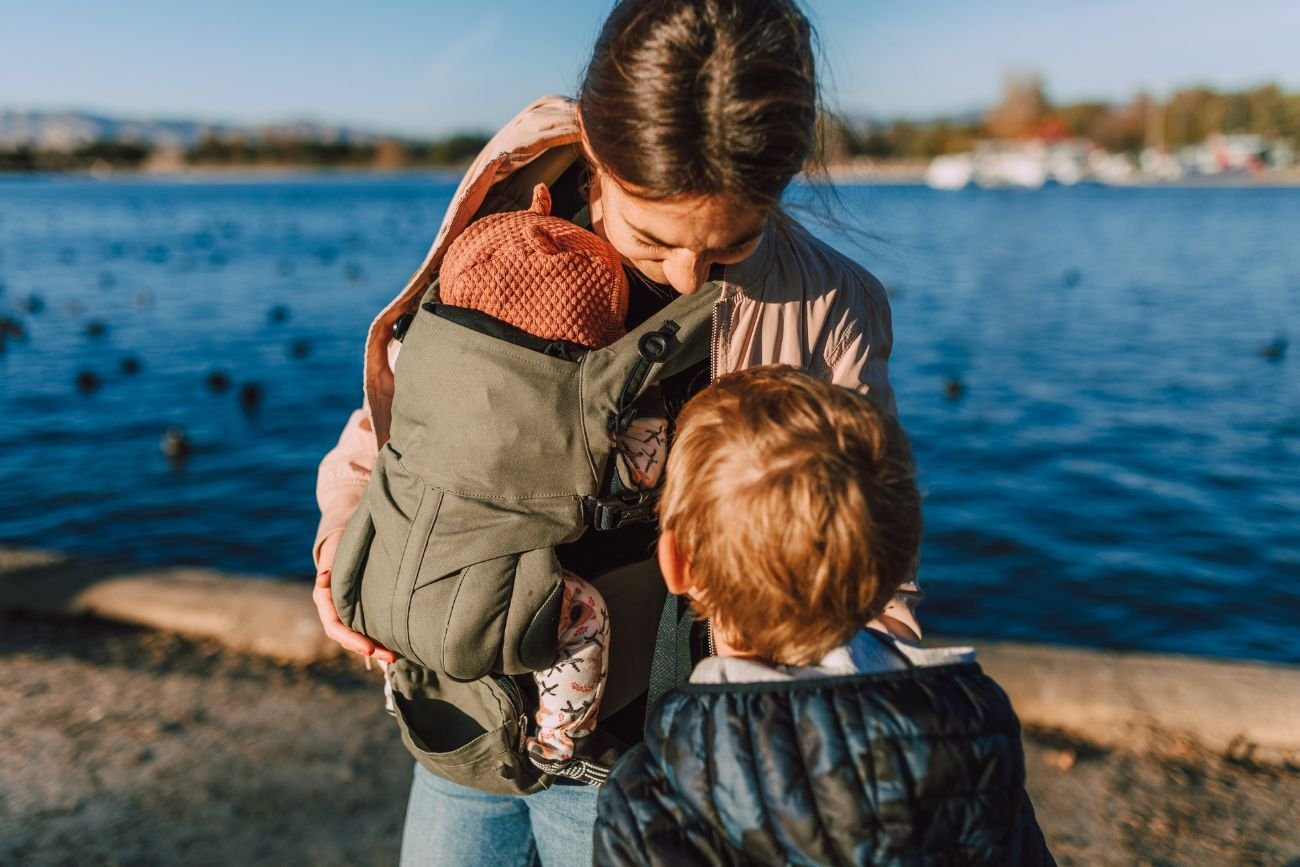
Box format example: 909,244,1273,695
436,182,665,770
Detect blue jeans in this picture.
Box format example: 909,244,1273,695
399,763,600,866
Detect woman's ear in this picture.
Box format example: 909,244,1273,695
657,530,693,597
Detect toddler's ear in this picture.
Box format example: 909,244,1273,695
658,530,693,597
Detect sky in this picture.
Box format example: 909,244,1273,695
2,0,1297,137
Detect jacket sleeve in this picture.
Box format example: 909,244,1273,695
593,774,653,867
825,288,923,640
312,406,379,571
1011,792,1058,867
826,287,897,417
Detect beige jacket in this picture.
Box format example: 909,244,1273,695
314,95,919,634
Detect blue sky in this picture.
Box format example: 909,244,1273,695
3,0,1297,136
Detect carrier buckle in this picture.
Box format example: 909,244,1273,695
585,489,660,531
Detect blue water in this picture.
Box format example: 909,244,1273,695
1,175,1296,663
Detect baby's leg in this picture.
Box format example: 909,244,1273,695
528,570,610,763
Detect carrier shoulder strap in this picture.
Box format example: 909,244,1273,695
646,593,696,714
578,281,720,529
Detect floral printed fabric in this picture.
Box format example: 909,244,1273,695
616,417,668,489
529,570,610,762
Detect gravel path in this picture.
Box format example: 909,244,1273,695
3,615,1298,866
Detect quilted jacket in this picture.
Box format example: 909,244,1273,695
593,661,1055,866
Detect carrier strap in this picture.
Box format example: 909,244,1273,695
609,321,679,434
646,593,696,717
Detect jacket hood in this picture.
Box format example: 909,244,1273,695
639,663,1030,865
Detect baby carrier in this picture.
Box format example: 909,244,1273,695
329,266,719,795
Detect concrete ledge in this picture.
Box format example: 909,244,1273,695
2,546,1297,762
0,547,340,663
968,640,1300,766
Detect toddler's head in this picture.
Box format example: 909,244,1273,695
439,183,629,349
658,365,921,666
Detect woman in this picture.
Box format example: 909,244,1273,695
312,0,921,862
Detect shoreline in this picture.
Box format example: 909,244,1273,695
5,160,1300,188
822,159,1300,188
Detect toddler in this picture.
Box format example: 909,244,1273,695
594,366,1055,865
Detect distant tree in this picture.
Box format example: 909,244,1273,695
373,138,406,170
814,112,853,163
407,134,492,166
1164,87,1228,149
1057,102,1112,140
1090,93,1154,153
74,141,151,166
985,72,1050,139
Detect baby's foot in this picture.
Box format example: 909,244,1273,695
527,728,575,763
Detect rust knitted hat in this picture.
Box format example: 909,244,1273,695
439,183,629,349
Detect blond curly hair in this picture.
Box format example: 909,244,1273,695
659,364,921,666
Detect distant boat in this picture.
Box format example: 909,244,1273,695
926,154,974,190
974,150,1048,189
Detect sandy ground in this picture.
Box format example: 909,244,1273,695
2,614,1298,867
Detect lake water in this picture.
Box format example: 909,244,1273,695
0,174,1296,663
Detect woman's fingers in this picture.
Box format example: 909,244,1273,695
313,570,398,664
316,530,341,577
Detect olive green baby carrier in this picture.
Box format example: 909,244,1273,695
329,277,719,795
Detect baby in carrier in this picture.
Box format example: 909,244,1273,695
433,182,666,769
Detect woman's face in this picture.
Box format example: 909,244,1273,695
588,170,768,296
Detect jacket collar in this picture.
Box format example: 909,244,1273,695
643,661,1018,864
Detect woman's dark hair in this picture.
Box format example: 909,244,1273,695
578,0,818,212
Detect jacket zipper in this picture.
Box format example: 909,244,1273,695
706,619,716,658
492,674,529,753
710,301,721,383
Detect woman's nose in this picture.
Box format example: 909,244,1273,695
662,250,710,296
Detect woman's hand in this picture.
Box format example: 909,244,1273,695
313,531,398,664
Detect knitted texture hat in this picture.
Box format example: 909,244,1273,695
439,183,629,349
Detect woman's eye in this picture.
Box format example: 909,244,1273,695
716,242,755,258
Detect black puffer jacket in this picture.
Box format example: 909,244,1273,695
593,662,1054,866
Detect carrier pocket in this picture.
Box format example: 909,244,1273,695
329,503,376,632
406,546,565,680
387,659,548,797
